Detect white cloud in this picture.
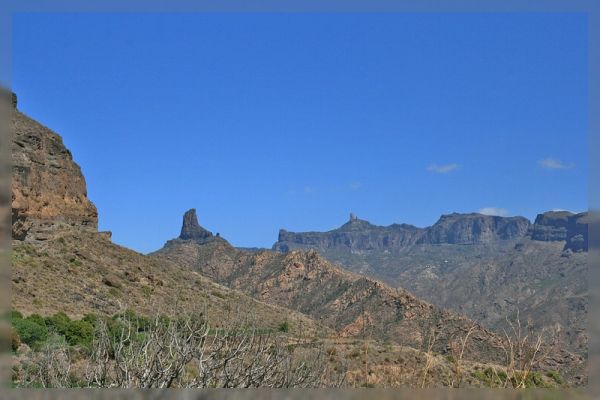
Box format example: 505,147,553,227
539,158,574,170
478,207,509,217
427,163,459,174
349,182,361,191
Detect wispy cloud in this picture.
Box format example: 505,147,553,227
478,207,509,217
286,185,316,196
349,182,361,191
539,158,574,170
427,163,459,174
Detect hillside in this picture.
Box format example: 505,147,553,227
272,212,588,360
9,90,584,387
154,211,514,364
9,93,326,337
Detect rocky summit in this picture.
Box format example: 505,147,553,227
530,210,589,252
179,208,214,242
274,214,423,253
274,212,535,254
154,211,509,365
417,213,531,245
11,92,98,241
9,91,588,388
10,96,326,339
273,210,588,252
271,210,588,371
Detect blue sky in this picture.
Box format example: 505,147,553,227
13,13,587,253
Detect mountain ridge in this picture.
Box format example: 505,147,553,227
9,93,328,338
9,90,587,386
270,210,588,366
152,209,586,378
273,210,587,253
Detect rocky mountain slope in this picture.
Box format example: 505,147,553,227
9,93,326,338
9,91,584,387
272,212,588,359
153,211,549,366
274,211,588,252
11,93,98,241
531,211,589,252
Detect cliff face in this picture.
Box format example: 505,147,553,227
11,93,98,241
270,210,588,365
274,212,531,253
153,211,510,366
530,211,588,252
417,213,531,245
10,91,326,339
273,215,424,253
179,208,214,242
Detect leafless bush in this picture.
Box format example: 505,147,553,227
15,310,345,388
418,318,444,388
442,309,560,388
498,309,558,388
18,335,73,388
445,322,477,388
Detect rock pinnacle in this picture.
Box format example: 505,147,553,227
179,209,213,241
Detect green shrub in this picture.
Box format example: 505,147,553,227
497,370,508,382
545,370,564,385
142,286,153,298
45,312,71,335
12,318,48,346
472,367,505,387
65,320,94,346
11,310,23,320
82,313,98,326
11,328,21,351
278,320,289,333
26,314,46,327
116,309,152,332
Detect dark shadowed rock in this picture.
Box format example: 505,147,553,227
179,208,213,241
273,212,530,253
273,213,424,253
155,221,511,369
270,210,587,371
417,213,531,245
531,211,588,252
530,211,573,242
1,87,17,108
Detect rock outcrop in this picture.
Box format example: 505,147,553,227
273,214,423,253
530,211,588,252
11,92,98,241
179,208,214,242
274,210,588,253
154,218,510,366
270,210,587,375
417,213,531,245
273,212,531,253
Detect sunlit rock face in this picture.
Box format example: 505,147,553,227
11,92,98,241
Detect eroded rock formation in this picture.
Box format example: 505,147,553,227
530,211,588,252
11,93,98,241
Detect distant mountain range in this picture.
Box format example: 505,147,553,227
272,211,588,367
273,211,588,254
152,209,511,365
9,89,588,386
